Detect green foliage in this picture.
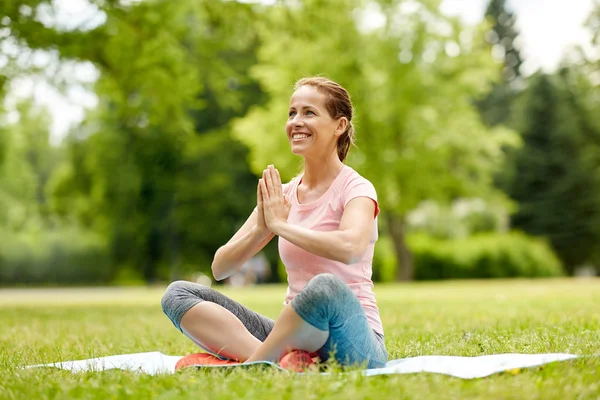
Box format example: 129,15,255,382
50,126,258,282
476,0,524,127
0,119,6,168
233,0,519,280
484,0,523,82
43,1,266,283
0,227,113,285
236,0,517,213
409,232,563,280
505,72,600,273
2,0,599,285
406,198,509,239
587,1,600,48
0,101,60,231
1,0,268,285
372,234,397,283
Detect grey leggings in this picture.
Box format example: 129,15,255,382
161,273,388,368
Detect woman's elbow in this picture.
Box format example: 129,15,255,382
211,265,225,281
210,263,222,281
345,252,364,265
211,249,228,281
340,240,367,265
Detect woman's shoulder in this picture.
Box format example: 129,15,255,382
338,165,377,192
336,165,380,216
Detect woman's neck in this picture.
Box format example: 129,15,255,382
301,154,345,189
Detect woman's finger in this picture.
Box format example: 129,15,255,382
265,167,276,195
257,179,263,207
267,165,280,199
274,167,283,198
260,178,270,202
261,172,270,199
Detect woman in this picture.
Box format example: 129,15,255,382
161,77,387,369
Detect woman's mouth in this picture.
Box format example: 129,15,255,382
292,133,311,140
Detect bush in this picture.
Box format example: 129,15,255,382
0,227,115,285
372,234,397,282
408,232,564,280
406,198,509,239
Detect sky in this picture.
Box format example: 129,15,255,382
440,0,595,75
7,0,597,143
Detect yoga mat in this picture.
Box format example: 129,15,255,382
24,352,579,379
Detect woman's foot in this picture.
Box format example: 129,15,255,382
279,350,318,372
175,353,239,371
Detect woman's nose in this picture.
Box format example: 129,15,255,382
292,114,304,126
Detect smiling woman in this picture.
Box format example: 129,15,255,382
161,77,387,370
286,77,355,163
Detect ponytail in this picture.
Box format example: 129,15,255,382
337,121,355,162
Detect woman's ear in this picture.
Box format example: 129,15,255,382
335,117,349,137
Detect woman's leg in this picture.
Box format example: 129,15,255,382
245,303,329,362
161,281,274,361
245,273,388,368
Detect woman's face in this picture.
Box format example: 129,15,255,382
286,85,345,159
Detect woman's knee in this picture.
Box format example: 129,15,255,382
304,273,349,301
161,280,189,312
161,280,213,330
293,274,349,312
291,273,353,331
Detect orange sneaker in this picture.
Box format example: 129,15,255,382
279,350,318,372
175,353,239,371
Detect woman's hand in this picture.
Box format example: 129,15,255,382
259,165,290,235
255,178,270,237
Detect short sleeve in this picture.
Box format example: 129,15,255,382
341,177,380,218
282,182,291,197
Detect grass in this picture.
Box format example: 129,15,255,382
1,278,599,399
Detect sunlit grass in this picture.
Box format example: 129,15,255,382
2,278,599,399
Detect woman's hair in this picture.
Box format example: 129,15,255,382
294,77,355,162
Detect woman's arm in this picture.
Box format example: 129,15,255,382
212,172,291,280
259,166,376,264
271,197,375,264
211,210,274,281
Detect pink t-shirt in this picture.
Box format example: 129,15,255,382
279,165,384,335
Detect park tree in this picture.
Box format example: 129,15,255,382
588,1,600,47
503,2,600,274
584,1,600,105
0,108,6,168
507,71,600,274
0,101,58,232
234,0,518,280
484,0,523,82
476,0,524,127
47,0,265,282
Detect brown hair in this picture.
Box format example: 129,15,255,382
294,77,355,162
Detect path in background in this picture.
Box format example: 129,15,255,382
1,277,598,306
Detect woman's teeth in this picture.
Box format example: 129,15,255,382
293,134,310,139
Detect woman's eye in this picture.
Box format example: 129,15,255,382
306,110,315,115
288,111,296,118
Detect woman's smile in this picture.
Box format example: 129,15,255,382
291,132,312,141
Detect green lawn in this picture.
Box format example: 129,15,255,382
2,279,599,399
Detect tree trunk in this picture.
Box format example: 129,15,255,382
167,198,181,282
144,229,161,284
385,212,414,281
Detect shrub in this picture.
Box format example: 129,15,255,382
0,227,114,285
408,232,564,280
406,198,509,239
372,234,397,282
